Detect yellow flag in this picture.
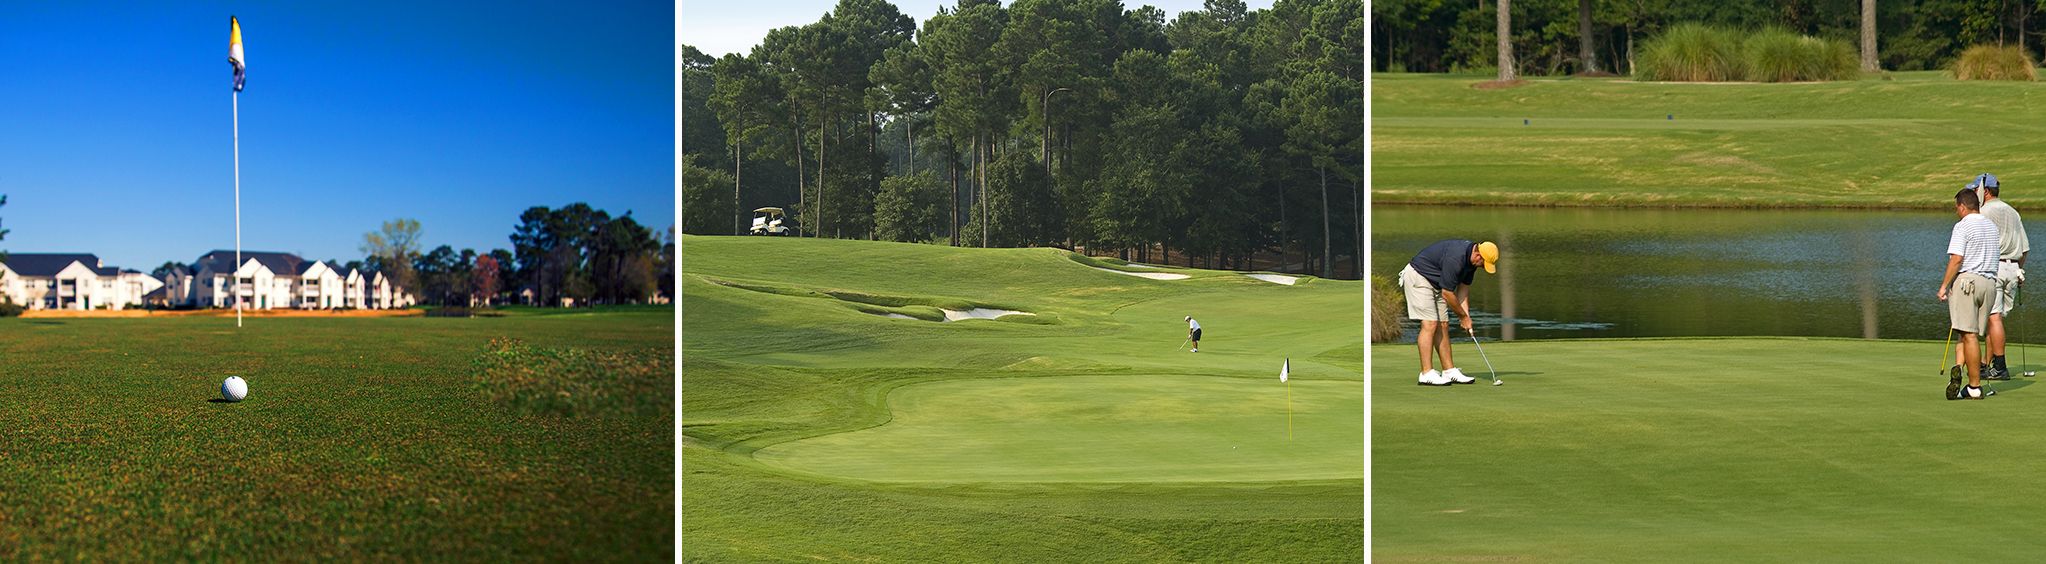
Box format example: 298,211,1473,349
229,16,245,92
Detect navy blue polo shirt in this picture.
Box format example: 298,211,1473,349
1408,239,1477,291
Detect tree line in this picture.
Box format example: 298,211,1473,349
682,0,1363,279
1377,0,2046,77
155,204,676,308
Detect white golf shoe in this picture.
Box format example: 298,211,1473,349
1442,368,1475,384
1417,370,1450,386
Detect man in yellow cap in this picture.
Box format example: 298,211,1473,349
1399,240,1499,386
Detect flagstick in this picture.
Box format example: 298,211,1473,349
233,89,241,328
1285,380,1292,440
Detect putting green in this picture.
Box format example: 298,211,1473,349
1374,337,2046,561
754,374,1362,482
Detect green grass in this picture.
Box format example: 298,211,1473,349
1373,72,2046,208
1372,337,2046,561
0,310,672,560
681,235,1364,561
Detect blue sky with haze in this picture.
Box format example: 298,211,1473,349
0,1,673,270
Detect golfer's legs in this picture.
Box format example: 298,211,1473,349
1435,324,1455,369
1417,321,1437,372
1990,314,2007,356
1962,333,1983,386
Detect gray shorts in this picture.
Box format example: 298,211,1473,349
1993,261,2024,316
1951,273,1996,334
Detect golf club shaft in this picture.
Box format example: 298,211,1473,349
1468,327,1498,384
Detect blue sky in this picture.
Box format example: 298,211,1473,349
0,2,673,270
681,0,1276,57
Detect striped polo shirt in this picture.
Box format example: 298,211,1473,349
1949,212,2002,277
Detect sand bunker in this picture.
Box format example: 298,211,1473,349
872,312,918,320
1243,273,1298,285
1118,263,1160,269
1088,266,1189,280
942,308,1034,322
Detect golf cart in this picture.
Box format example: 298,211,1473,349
750,207,793,236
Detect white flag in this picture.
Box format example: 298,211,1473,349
1280,358,1289,382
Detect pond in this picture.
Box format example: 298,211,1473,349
1372,205,2046,343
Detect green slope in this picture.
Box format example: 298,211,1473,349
682,235,1365,561
1372,337,2046,561
1373,72,2046,208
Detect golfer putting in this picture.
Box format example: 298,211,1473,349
1941,187,2000,400
1399,239,1499,386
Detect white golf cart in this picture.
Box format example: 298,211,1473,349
750,207,793,236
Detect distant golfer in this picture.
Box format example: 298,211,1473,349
1971,174,2028,380
1400,239,1499,386
1941,187,2000,400
1185,316,1202,352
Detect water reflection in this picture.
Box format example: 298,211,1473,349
1373,206,2039,343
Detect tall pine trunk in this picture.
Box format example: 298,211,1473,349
950,145,960,246
1577,0,1597,73
1497,0,1517,81
792,115,806,237
733,141,744,235
1321,165,1332,279
1861,0,1879,71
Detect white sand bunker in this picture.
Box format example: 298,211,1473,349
1088,266,1189,280
943,308,1035,322
1244,273,1298,285
872,312,918,320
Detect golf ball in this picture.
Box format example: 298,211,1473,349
222,376,248,402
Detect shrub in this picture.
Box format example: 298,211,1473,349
1742,28,1857,82
1953,44,2037,81
1634,23,1745,82
0,297,22,318
1370,274,1404,343
1635,24,1855,82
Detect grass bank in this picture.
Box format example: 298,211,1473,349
1373,71,2046,208
1373,337,2046,560
681,235,1364,561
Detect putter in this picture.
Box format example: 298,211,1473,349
1467,327,1501,386
2024,284,2036,377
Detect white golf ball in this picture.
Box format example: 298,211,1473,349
222,376,248,402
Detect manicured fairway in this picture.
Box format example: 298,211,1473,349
682,236,1365,561
1373,337,2046,561
1373,72,2046,208
0,308,672,560
756,375,1363,483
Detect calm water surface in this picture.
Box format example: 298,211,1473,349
1373,206,2046,343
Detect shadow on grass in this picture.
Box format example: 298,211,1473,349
27,320,64,325
1988,380,2034,394
206,398,238,403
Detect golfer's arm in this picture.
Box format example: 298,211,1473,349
1944,254,1963,288
1440,288,1467,319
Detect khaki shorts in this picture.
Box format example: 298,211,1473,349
1993,261,2025,316
1951,273,1995,334
1401,265,1450,321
